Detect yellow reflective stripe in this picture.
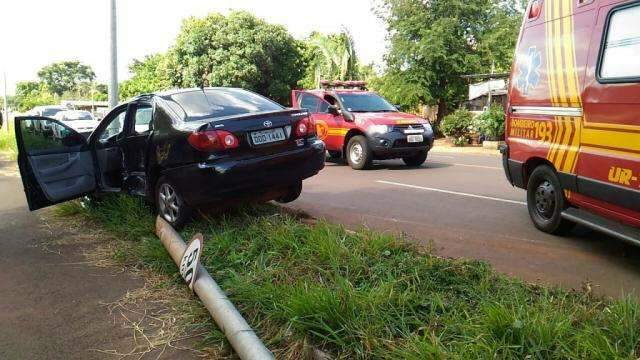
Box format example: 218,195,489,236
581,128,640,153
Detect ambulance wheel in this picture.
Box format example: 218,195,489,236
346,135,373,170
403,151,428,167
526,166,575,235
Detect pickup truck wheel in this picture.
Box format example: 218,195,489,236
403,151,428,167
156,176,192,230
276,180,303,203
346,135,373,170
526,166,574,235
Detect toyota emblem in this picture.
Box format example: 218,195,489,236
263,120,273,128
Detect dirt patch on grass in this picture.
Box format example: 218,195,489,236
44,209,216,359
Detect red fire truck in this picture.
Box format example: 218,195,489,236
292,81,435,170
502,0,640,244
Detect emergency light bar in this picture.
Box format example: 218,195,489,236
320,80,367,90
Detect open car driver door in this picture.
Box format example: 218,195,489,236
15,116,97,211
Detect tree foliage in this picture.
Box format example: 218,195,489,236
166,11,306,104
37,61,96,96
120,54,171,100
13,81,56,112
300,30,361,89
376,0,524,121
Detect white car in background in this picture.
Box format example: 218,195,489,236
53,110,100,138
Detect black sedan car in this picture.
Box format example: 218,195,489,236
15,88,326,227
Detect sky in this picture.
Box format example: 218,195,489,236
0,0,389,95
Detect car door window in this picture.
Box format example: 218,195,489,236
599,3,640,81
133,106,153,134
297,93,330,113
98,111,127,142
21,119,85,155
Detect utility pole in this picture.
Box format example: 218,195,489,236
108,0,118,109
3,72,8,134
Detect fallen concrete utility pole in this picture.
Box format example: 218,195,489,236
155,217,274,360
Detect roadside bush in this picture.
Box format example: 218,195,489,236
475,104,506,140
440,108,474,146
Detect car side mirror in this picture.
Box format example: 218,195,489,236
394,104,402,111
342,110,355,122
327,105,340,116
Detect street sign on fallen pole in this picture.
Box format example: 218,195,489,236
155,217,274,360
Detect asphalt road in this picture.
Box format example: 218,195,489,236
291,151,640,298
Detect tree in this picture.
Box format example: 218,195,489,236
120,54,171,100
37,61,96,96
376,0,523,122
167,11,306,105
13,81,56,112
301,30,361,89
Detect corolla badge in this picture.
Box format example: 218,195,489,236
516,46,542,95
263,120,273,128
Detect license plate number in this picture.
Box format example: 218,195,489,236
407,134,424,143
251,128,286,145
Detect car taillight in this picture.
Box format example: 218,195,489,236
188,130,239,152
295,117,315,137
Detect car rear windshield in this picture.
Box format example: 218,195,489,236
164,88,283,121
42,108,63,117
337,93,397,113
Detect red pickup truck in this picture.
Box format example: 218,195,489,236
292,82,434,170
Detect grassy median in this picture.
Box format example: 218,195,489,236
0,122,17,160
55,195,640,359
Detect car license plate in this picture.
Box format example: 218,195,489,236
407,134,424,143
251,128,286,145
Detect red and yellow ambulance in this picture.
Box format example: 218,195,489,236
292,81,435,170
503,0,640,243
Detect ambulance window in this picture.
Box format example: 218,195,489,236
599,3,640,81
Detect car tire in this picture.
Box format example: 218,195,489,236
403,151,428,167
526,165,575,235
346,135,373,170
276,180,303,203
155,176,192,229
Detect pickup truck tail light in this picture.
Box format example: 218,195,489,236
188,130,239,152
295,117,316,137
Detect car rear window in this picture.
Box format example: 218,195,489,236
165,88,283,121
42,108,63,117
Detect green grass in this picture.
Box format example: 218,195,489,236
56,195,640,359
0,120,17,160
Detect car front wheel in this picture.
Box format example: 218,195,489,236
346,135,373,170
403,151,428,167
526,165,574,235
156,176,192,229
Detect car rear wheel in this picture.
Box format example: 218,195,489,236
526,165,574,235
156,176,192,229
403,151,428,167
276,180,303,203
346,135,372,170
